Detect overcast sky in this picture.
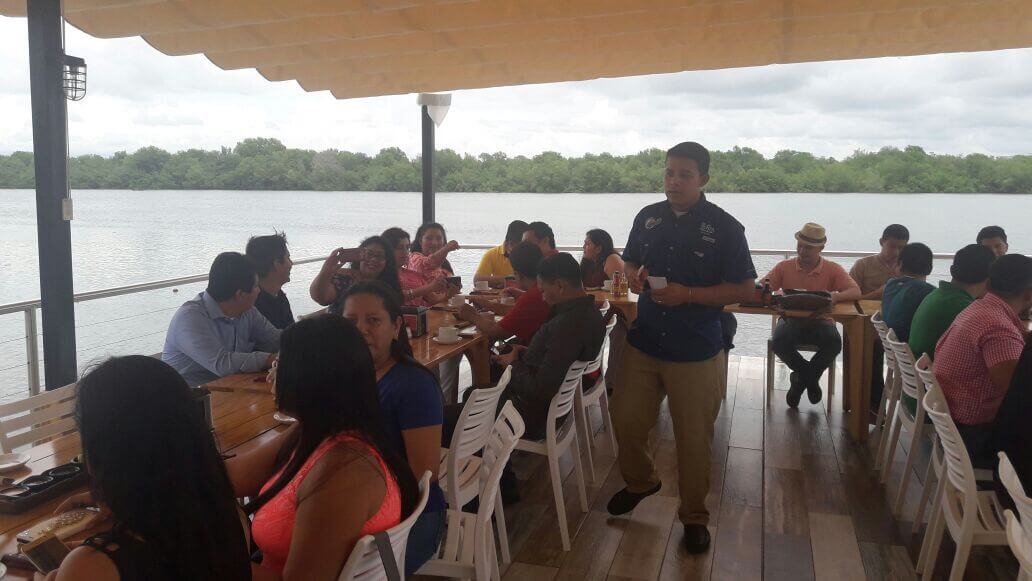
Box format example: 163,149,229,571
3,16,1032,160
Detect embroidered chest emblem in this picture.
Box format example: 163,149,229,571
645,217,662,230
699,222,715,236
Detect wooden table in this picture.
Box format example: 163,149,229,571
0,390,286,579
589,289,639,324
725,301,876,442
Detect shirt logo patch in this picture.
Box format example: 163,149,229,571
699,222,715,236
645,217,662,230
695,251,705,258
701,236,716,244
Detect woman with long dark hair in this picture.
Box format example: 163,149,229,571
309,236,401,314
342,281,445,574
228,315,419,580
47,355,251,580
580,228,624,288
408,222,460,280
381,227,449,306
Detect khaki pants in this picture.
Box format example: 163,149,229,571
612,344,724,525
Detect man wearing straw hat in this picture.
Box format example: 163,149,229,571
607,142,757,554
765,222,861,407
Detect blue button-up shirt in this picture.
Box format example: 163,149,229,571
622,195,757,362
162,292,281,386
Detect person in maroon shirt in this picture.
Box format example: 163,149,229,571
458,242,548,345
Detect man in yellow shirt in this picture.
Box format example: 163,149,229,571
474,220,528,287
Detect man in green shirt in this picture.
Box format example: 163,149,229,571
908,244,995,360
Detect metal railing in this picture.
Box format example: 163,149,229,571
0,245,957,397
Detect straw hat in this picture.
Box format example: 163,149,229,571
795,222,827,247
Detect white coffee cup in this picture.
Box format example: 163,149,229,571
449,295,465,307
500,296,515,305
602,279,613,291
437,326,459,342
474,281,490,291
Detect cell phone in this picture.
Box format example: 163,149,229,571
446,276,461,287
338,247,365,263
21,533,70,573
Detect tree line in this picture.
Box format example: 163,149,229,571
1,137,1031,193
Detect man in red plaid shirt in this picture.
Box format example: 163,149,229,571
934,254,1032,467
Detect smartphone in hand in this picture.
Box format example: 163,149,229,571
338,248,366,263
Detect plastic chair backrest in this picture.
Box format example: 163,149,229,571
0,382,78,453
474,403,525,580
546,360,589,440
870,311,897,365
337,471,432,581
999,452,1032,534
887,331,922,403
1005,510,1032,575
923,384,979,522
443,368,510,506
583,315,618,376
598,300,611,317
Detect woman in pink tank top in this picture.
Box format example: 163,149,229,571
227,315,420,580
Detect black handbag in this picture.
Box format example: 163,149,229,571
775,289,833,312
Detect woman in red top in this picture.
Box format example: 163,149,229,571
382,227,449,306
580,228,624,288
408,222,461,280
227,315,419,580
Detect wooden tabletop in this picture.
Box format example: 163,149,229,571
0,391,285,578
588,289,639,307
725,300,866,319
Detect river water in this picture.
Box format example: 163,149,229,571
1,189,1029,398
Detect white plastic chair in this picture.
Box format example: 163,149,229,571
337,471,432,581
418,402,526,581
916,384,1007,580
999,452,1032,538
912,357,993,537
765,315,837,411
880,331,930,517
0,382,78,452
598,299,611,317
869,311,900,473
1005,510,1032,581
438,368,510,563
514,359,590,551
574,315,619,484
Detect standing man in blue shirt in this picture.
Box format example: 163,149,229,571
607,142,757,554
162,252,281,386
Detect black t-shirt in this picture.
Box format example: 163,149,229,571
254,289,295,330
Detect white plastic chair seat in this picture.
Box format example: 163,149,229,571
515,417,575,455
418,509,479,576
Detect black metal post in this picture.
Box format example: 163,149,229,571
421,105,435,224
27,0,77,390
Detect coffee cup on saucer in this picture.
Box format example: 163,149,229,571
437,326,459,343
602,279,614,291
474,281,490,291
500,296,515,305
449,295,465,308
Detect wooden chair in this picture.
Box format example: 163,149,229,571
514,359,590,551
337,471,432,581
438,368,510,563
912,357,993,536
0,382,78,453
1005,510,1032,581
869,311,900,474
765,316,837,411
881,331,930,517
418,402,525,581
574,314,619,485
916,384,1007,580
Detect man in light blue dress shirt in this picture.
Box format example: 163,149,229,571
162,252,281,386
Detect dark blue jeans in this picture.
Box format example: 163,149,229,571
405,508,444,575
771,318,841,384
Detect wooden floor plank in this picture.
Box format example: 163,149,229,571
764,532,816,581
730,408,765,450
765,419,803,470
723,447,763,508
710,503,763,581
503,562,559,581
857,542,917,581
554,511,628,581
734,374,766,410
800,453,849,515
608,495,679,580
659,522,716,581
764,467,809,536
809,512,866,581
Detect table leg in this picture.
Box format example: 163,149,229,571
466,338,492,388
842,317,873,442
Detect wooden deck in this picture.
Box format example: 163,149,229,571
490,355,1019,580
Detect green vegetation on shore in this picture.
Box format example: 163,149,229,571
2,138,1031,193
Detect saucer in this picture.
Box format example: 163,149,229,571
0,452,30,473
432,336,462,345
459,327,478,337
273,411,298,424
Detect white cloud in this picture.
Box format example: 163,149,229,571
2,16,1032,160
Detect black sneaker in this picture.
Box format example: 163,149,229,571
606,483,661,515
786,372,804,408
682,523,711,554
807,376,823,404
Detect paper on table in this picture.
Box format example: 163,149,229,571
647,276,668,290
